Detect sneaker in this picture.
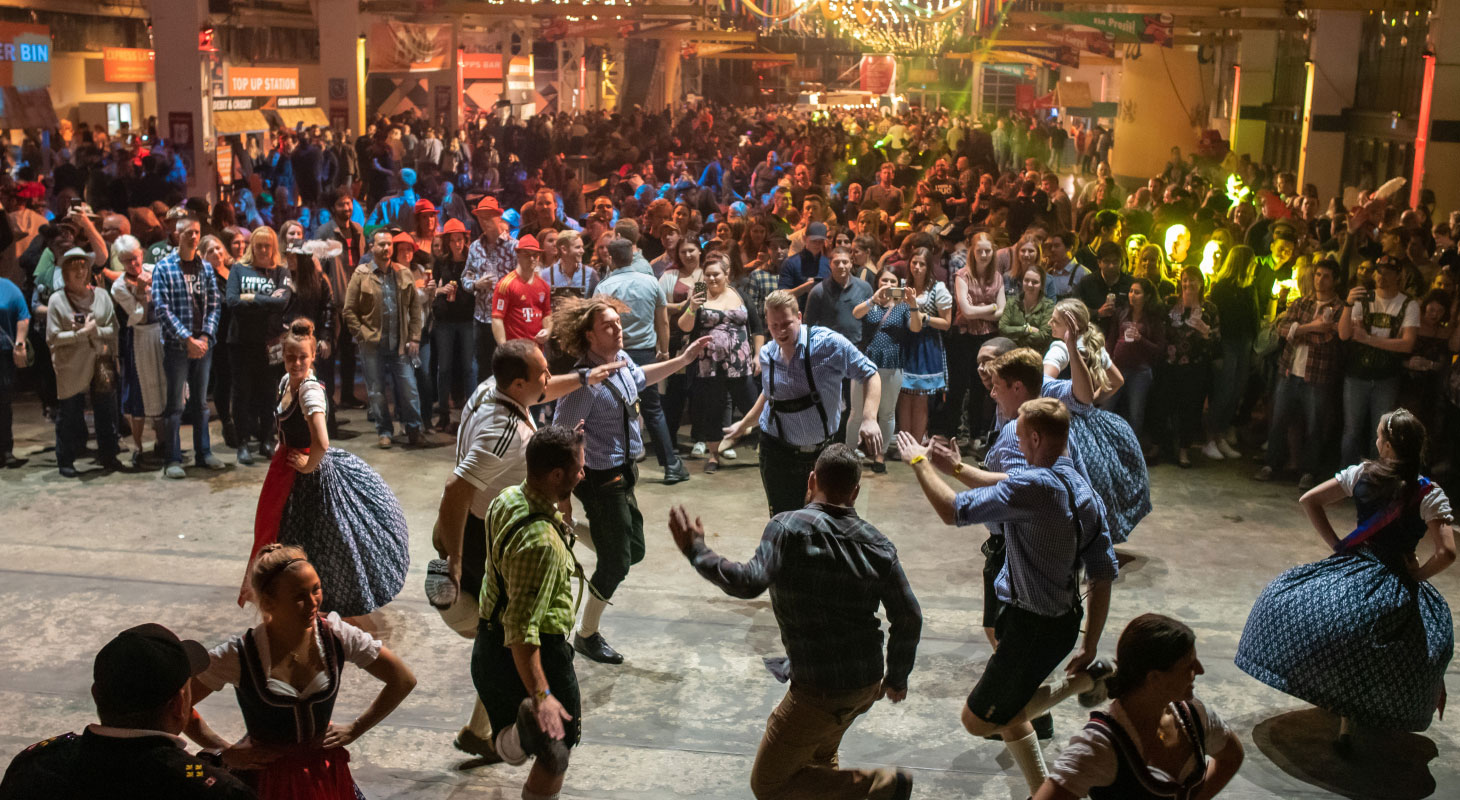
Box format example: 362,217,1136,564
722,448,737,460
664,459,690,484
690,441,707,456
1079,659,1115,707
1200,441,1225,460
424,559,458,610
163,464,186,479
453,726,503,764
200,454,226,470
236,446,254,466
1217,439,1241,459
377,435,393,449
1253,466,1274,482
1297,473,1317,491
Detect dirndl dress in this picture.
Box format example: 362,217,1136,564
1066,404,1151,544
1235,468,1454,731
243,374,409,617
900,285,952,394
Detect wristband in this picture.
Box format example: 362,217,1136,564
953,462,964,475
534,687,552,703
909,454,926,466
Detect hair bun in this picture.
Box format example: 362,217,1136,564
257,542,287,556
289,318,316,338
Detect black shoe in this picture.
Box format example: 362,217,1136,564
663,459,690,484
1032,711,1054,740
58,465,78,478
2,451,23,468
1334,731,1354,758
869,461,887,474
573,632,624,664
515,698,571,774
236,446,254,466
258,439,275,458
221,421,239,449
98,456,125,472
1079,659,1115,707
891,769,914,800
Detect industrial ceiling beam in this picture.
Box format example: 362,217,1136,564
1035,0,1421,9
364,1,703,18
1006,11,1309,31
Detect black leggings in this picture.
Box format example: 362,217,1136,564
231,343,282,445
934,330,994,439
690,374,756,444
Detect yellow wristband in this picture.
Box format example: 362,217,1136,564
909,454,926,466
953,462,964,475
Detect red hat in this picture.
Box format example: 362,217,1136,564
473,196,503,218
516,234,542,253
414,198,436,214
15,182,44,200
390,231,416,249
439,218,468,236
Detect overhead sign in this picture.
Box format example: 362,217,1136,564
103,48,155,82
997,45,1079,68
1024,28,1117,58
1043,11,1174,47
225,66,300,97
459,52,503,80
0,23,50,89
369,22,452,72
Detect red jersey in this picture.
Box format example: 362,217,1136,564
491,271,552,341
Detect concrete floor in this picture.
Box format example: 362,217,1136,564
1,399,1456,800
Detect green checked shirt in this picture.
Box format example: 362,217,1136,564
479,482,577,647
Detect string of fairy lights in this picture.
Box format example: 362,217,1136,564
735,0,1010,54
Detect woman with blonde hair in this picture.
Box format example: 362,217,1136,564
110,234,167,466
898,246,953,443
227,225,293,465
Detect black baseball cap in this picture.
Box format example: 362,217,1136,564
92,623,210,716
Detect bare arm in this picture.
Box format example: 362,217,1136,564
1411,519,1457,582
326,645,416,745
655,304,669,357
1299,478,1348,551
1067,579,1110,675
289,410,329,474
640,338,708,385
1193,732,1246,800
908,456,960,525
492,317,508,346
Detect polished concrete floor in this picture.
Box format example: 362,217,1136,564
1,399,1456,800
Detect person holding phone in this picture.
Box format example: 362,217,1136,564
47,248,121,477
680,253,762,472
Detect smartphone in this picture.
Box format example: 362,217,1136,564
693,280,707,297
73,312,86,326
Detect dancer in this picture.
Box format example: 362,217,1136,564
550,296,710,664
1037,614,1245,799
471,425,590,800
722,290,883,516
241,318,410,618
426,339,621,758
1236,408,1454,745
190,544,417,798
902,397,1116,795
668,444,918,800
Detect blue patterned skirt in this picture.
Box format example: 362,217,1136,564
277,448,411,617
901,331,947,394
1068,407,1151,544
1235,550,1453,731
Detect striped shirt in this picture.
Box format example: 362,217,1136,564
479,483,577,646
455,379,537,518
552,351,645,470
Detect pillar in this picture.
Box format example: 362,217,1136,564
314,0,364,135
149,0,216,200
658,39,681,112
1423,0,1460,217
1302,10,1361,203
1233,27,1277,163
1110,47,1204,186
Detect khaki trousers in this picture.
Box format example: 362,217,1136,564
749,681,900,800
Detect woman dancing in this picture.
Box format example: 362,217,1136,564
1236,408,1454,746
192,544,416,798
240,318,410,618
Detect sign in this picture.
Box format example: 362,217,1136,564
859,54,896,95
789,66,820,82
328,77,347,102
0,23,50,89
225,66,300,97
997,45,1080,68
1025,28,1117,58
369,22,452,72
459,52,503,80
1043,11,1174,47
277,95,318,108
507,56,534,93
907,68,938,85
103,48,155,82
217,143,233,186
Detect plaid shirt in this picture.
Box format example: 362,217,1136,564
479,482,579,647
150,251,221,348
685,502,922,692
745,267,780,315
1277,295,1344,385
463,233,517,324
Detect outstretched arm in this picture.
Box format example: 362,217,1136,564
899,433,960,525
670,505,780,598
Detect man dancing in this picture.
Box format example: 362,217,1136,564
901,396,1116,795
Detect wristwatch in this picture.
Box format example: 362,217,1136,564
577,367,591,387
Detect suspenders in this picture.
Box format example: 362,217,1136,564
766,326,832,443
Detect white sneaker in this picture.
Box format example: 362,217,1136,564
722,448,737,460
691,441,707,456
1201,441,1225,460
1217,439,1241,459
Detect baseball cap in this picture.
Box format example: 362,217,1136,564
92,623,209,716
517,234,542,253
473,196,503,218
806,222,828,242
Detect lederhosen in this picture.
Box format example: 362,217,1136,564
572,360,646,601
759,327,835,517
1084,701,1209,800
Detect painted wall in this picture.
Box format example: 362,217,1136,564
49,52,156,133
1111,47,1207,185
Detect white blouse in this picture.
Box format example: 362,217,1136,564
198,612,381,699
1048,698,1231,797
1334,465,1454,524
275,373,329,419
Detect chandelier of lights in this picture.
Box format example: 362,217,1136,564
735,0,1007,54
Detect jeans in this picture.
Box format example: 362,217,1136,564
473,320,497,393
56,389,120,468
1109,363,1154,441
211,337,232,429
749,682,899,800
1267,373,1337,476
360,345,423,437
336,332,359,405
413,336,436,425
1208,336,1253,436
162,347,214,466
230,343,280,446
433,319,476,418
625,347,677,467
934,331,994,439
1342,375,1400,465
1164,361,1210,448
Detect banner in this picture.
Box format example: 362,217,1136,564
0,22,50,89
996,45,1079,68
103,48,154,82
1041,11,1174,47
224,67,300,97
859,54,896,95
369,21,452,72
1023,28,1116,58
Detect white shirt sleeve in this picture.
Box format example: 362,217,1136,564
326,612,382,667
1334,464,1362,495
455,428,510,492
1422,485,1453,524
197,637,245,692
1044,339,1071,371
1400,297,1421,329
300,379,328,417
1048,724,1120,796
1195,698,1233,757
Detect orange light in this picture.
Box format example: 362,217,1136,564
1411,53,1436,208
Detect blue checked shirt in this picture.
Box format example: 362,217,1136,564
685,502,922,692
758,325,877,446
150,251,221,349
463,233,517,324
954,457,1118,617
551,351,644,470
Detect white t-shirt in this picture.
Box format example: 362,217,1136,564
198,612,381,698
1044,338,1112,373
1049,698,1231,797
1357,292,1420,336
1334,465,1453,523
454,378,536,518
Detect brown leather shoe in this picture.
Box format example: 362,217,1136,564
453,727,503,764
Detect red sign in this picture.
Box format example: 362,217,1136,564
103,48,154,82
859,55,896,95
459,52,502,80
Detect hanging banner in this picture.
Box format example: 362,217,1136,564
996,45,1079,68
1041,12,1174,47
859,54,896,95
369,22,452,72
103,48,155,82
1024,28,1117,58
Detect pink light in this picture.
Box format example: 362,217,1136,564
1411,53,1436,208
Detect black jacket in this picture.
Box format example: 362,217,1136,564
0,729,254,800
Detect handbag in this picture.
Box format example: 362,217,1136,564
91,353,118,394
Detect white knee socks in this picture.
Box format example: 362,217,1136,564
468,697,493,739
1017,671,1094,721
578,594,608,637
1005,730,1048,794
